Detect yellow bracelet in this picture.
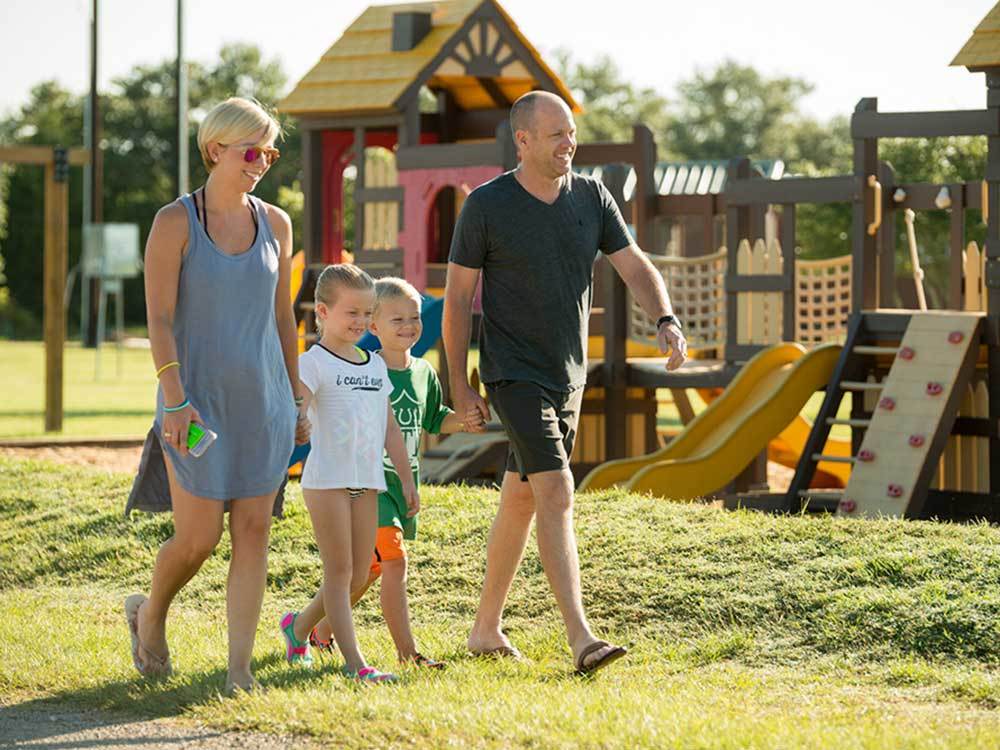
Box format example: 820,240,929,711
156,361,180,378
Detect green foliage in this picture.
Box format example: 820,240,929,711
555,51,671,148
666,60,813,162
0,44,300,333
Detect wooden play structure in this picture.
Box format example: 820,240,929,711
279,0,1000,519
0,146,88,431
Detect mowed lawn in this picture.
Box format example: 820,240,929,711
0,340,157,438
3,454,1000,748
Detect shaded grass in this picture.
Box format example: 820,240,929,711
3,455,1000,747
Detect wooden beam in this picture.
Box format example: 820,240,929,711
0,146,88,166
355,248,404,264
725,275,789,293
852,98,879,313
476,77,509,108
780,203,796,341
355,186,404,203
302,130,323,267
43,153,69,432
574,142,640,167
877,162,896,308
396,142,502,170
851,108,1000,138
294,114,402,131
726,175,857,205
655,194,721,217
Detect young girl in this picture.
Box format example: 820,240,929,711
281,264,417,683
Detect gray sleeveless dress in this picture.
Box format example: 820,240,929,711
125,193,296,516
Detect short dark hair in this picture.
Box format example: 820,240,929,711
509,91,566,134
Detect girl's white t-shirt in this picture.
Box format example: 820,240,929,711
299,344,391,491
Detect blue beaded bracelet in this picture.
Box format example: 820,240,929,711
163,399,190,413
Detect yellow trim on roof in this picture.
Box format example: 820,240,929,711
278,0,578,117
952,3,1000,68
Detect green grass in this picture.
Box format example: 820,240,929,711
4,455,1000,747
0,340,157,438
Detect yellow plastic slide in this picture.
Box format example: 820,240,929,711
578,342,843,499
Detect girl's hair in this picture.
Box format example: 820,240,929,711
314,264,375,333
197,97,283,173
374,277,422,314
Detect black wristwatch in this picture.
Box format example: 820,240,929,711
656,314,681,329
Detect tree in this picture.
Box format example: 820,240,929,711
0,45,302,336
666,60,814,161
555,51,671,153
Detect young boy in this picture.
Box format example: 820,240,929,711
304,277,480,668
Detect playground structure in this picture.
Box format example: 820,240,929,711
275,0,1000,519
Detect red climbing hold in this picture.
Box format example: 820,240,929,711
887,483,904,498
857,449,875,462
926,382,943,396
878,396,896,410
839,499,857,513
908,434,925,447
948,331,964,344
899,347,915,360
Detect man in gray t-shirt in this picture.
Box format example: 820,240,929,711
444,91,687,674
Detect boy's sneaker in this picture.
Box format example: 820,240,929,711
279,612,313,667
308,626,335,653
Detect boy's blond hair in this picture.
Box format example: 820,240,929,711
374,277,422,314
197,97,282,173
314,264,375,333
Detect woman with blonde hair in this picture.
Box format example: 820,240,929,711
124,97,307,693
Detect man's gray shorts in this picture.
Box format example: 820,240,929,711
485,380,584,481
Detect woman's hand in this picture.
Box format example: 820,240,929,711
295,411,311,445
161,404,203,457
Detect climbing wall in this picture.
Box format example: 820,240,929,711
839,313,983,518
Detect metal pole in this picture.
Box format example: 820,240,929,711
177,0,188,197
85,0,102,348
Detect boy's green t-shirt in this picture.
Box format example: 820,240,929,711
379,356,453,539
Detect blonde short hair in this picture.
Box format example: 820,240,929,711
374,277,422,314
197,97,282,172
314,264,375,334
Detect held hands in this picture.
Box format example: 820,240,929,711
658,322,688,371
402,480,421,518
456,382,489,434
295,410,311,445
162,404,203,456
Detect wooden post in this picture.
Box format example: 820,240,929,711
353,127,366,254
852,98,879,313
780,203,796,342
877,161,896,307
725,158,751,364
302,129,323,267
44,147,69,431
949,182,966,309
984,71,1000,494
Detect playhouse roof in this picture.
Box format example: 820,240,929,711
278,0,579,117
951,3,1000,69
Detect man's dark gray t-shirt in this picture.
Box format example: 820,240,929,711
448,170,632,392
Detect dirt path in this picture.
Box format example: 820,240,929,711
0,446,143,475
0,703,314,749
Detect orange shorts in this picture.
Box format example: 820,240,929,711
369,525,406,578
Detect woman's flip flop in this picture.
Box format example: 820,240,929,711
124,594,172,677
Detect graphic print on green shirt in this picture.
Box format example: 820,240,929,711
379,355,452,539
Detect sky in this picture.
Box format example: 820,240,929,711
0,0,992,125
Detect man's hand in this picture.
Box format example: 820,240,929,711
658,322,688,371
455,381,490,434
